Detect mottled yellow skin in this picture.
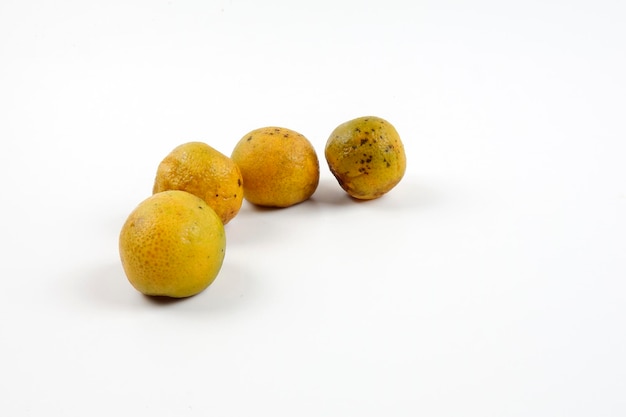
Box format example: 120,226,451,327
231,127,320,207
325,116,406,200
119,190,226,298
153,142,243,224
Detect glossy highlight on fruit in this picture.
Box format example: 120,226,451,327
325,116,406,200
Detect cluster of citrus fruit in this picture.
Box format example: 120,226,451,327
118,116,407,298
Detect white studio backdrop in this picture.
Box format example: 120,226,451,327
1,1,625,416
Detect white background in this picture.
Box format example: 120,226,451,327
1,0,625,415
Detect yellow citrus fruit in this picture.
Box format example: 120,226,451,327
325,116,406,200
231,126,320,207
153,141,243,224
119,190,226,298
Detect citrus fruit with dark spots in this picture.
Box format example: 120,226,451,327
153,141,243,224
325,116,406,200
119,190,226,298
231,127,320,207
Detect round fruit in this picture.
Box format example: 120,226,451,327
119,190,226,298
153,141,243,224
231,126,320,207
325,116,406,200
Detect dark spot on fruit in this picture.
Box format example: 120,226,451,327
355,128,361,133
360,138,368,146
284,133,289,138
198,206,203,209
238,179,242,187
247,136,252,141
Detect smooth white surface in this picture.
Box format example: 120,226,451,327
1,0,625,415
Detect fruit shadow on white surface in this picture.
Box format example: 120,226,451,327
66,257,260,314
308,176,441,211
223,176,439,256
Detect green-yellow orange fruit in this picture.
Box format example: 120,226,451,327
325,116,406,200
